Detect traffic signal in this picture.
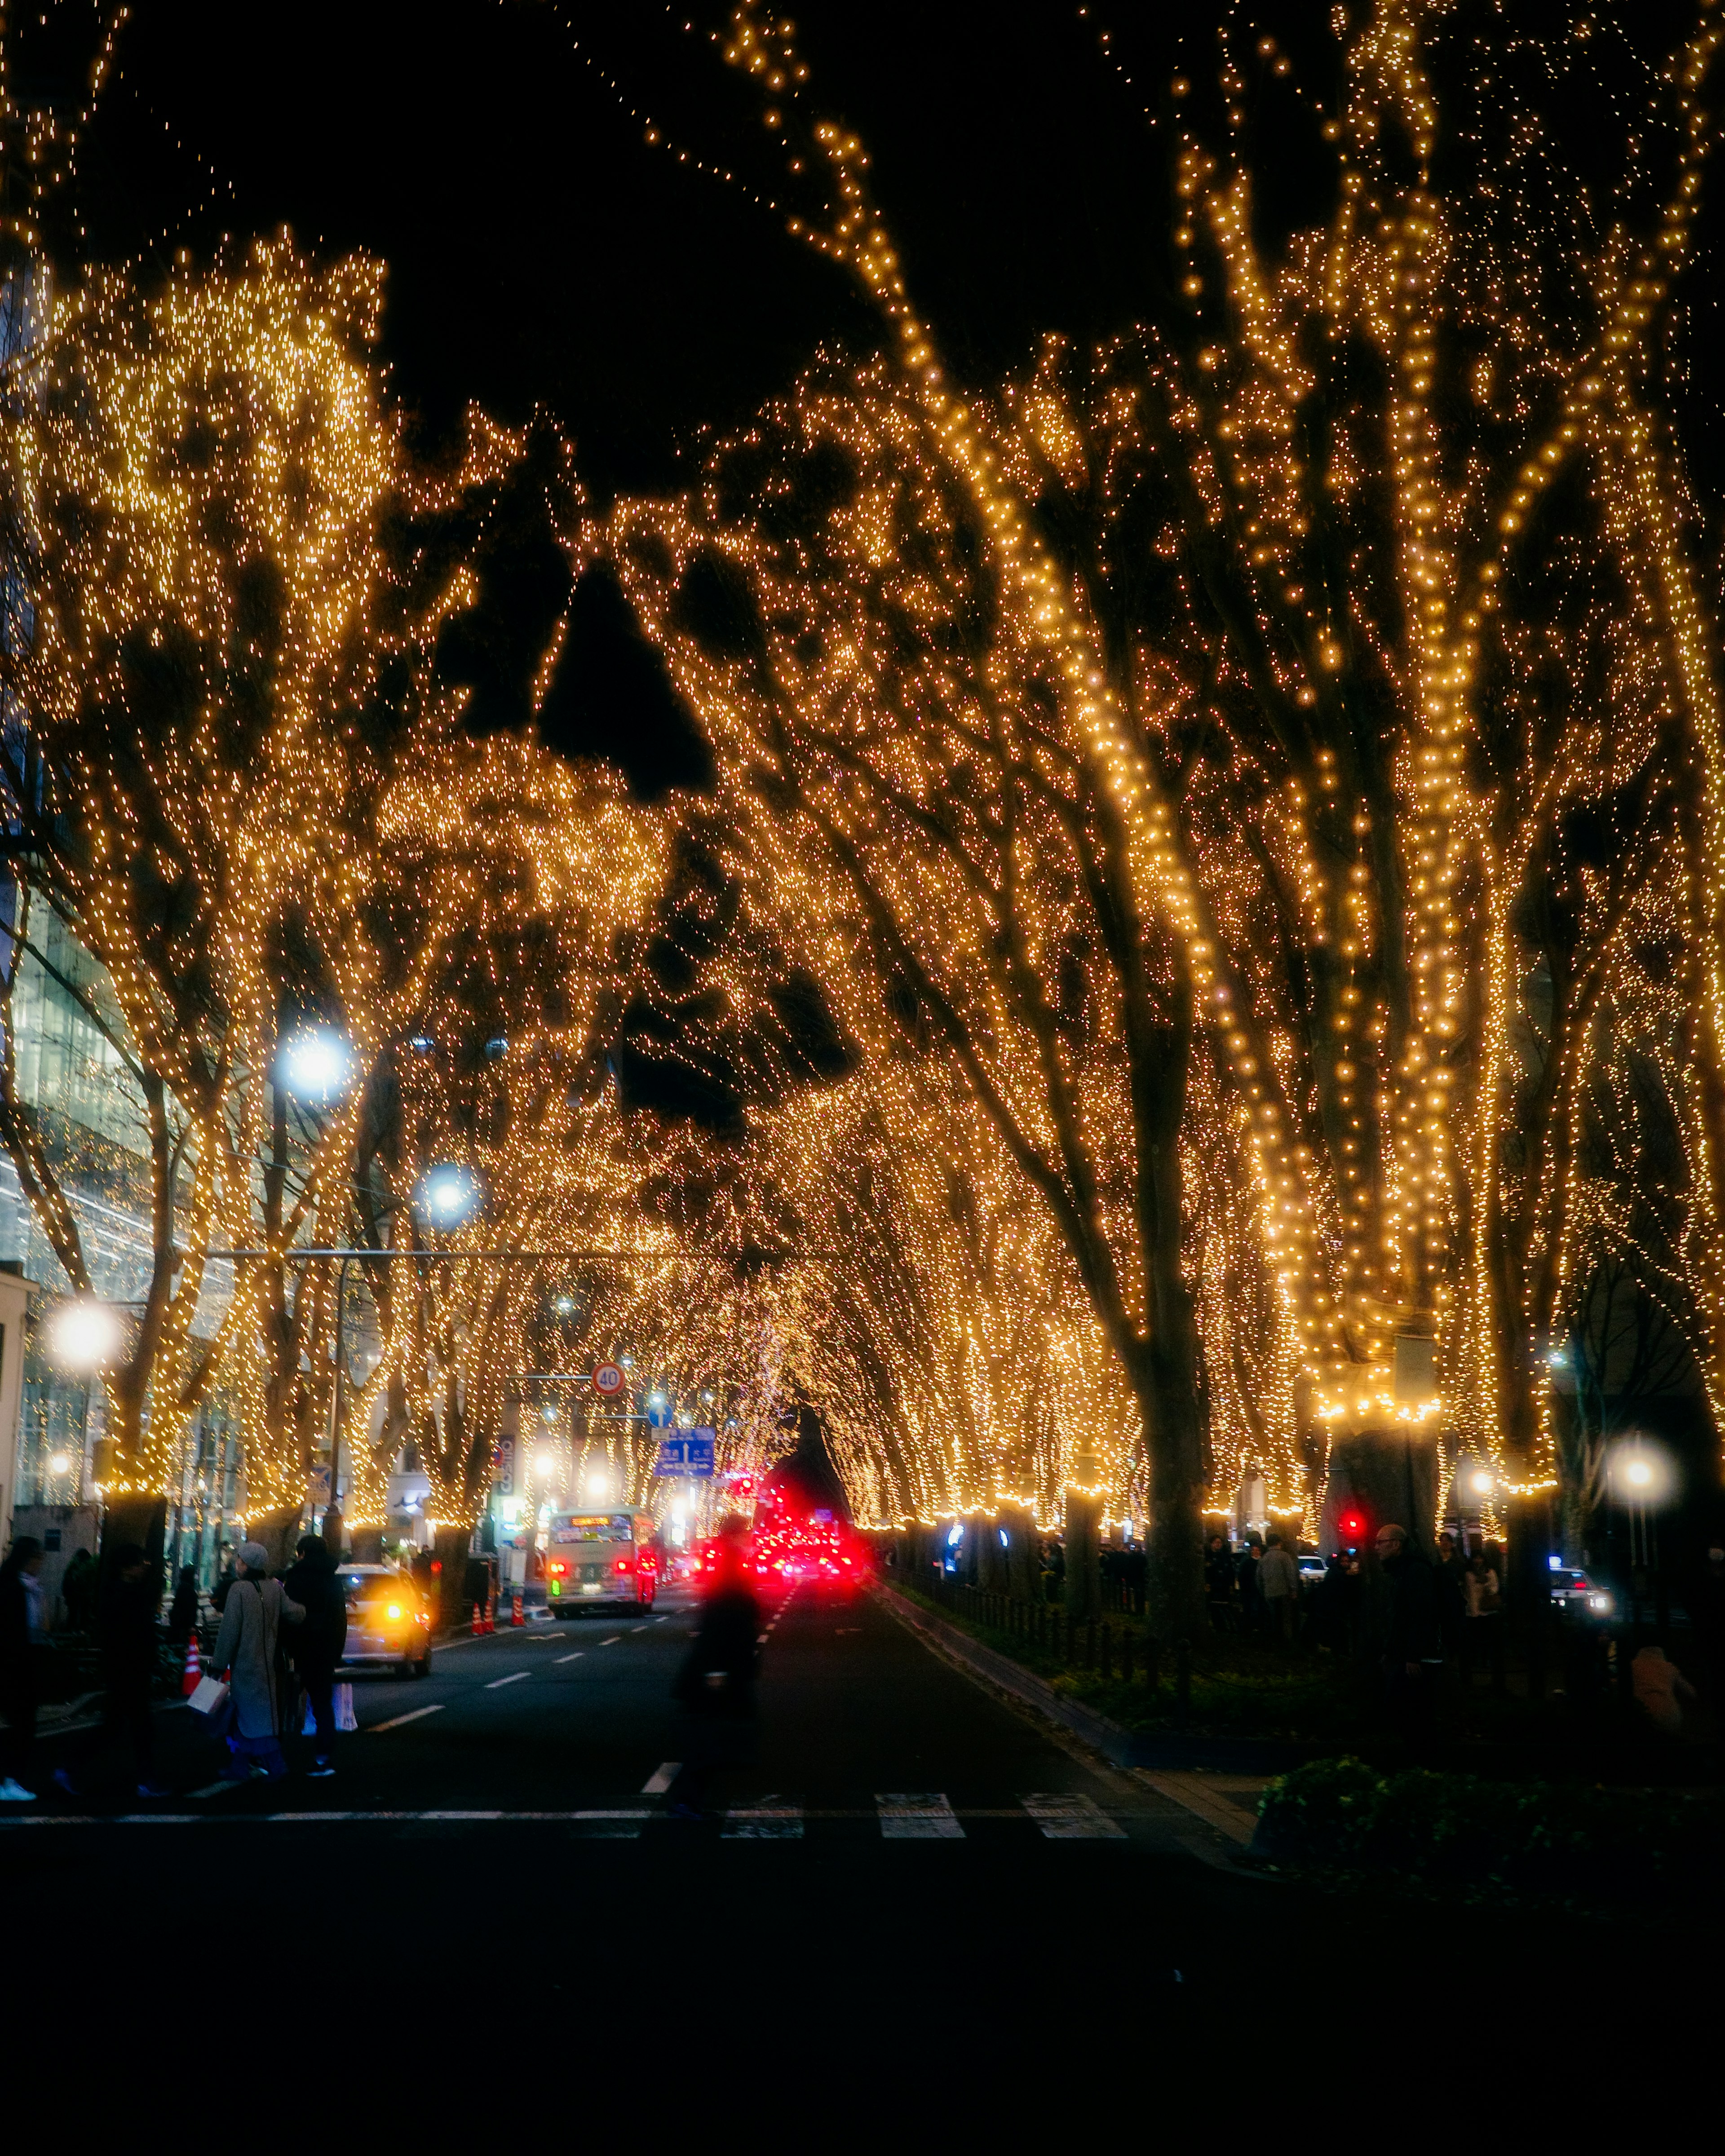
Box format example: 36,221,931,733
1338,1506,1368,1547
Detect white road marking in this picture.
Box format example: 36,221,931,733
1022,1793,1128,1841
724,1802,803,1840
486,1672,530,1689
876,1793,964,1840
641,1762,681,1795
372,1704,446,1731
601,1635,623,1646
186,1779,242,1798
555,1652,585,1664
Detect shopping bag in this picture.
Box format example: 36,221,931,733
302,1682,359,1734
187,1674,230,1718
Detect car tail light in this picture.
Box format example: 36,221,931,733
613,1557,633,1575
548,1561,568,1577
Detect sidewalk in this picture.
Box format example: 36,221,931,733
870,1579,1274,1848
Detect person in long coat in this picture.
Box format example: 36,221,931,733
211,1541,303,1780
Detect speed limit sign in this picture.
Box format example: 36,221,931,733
591,1361,626,1398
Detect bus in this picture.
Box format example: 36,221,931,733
545,1510,659,1615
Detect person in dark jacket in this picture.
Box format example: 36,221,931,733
0,1537,47,1802
1376,1524,1442,1719
167,1565,200,1646
282,1536,347,1776
669,1513,761,1819
60,1548,96,1634
1433,1531,1468,1665
54,1545,168,1801
1204,1534,1237,1632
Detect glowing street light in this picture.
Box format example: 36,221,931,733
1468,1470,1494,1497
278,1026,354,1102
418,1165,481,1227
535,1453,556,1479
44,1297,124,1371
48,1452,70,1476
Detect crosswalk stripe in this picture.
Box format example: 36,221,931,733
1022,1793,1128,1840
723,1802,803,1840
876,1793,964,1840
371,1705,445,1731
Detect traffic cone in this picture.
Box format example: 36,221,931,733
484,1595,495,1634
181,1632,202,1697
471,1599,483,1637
511,1590,524,1627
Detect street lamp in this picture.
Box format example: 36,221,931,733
44,1297,124,1371
278,1025,354,1102
417,1165,481,1227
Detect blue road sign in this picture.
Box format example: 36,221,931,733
652,1427,717,1477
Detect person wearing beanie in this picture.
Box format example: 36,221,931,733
209,1542,304,1780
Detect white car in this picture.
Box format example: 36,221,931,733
338,1564,433,1676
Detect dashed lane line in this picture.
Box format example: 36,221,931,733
485,1672,530,1690
601,1635,623,1646
371,1705,446,1731
555,1652,585,1664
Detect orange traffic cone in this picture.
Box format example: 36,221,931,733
471,1599,483,1637
484,1595,495,1634
181,1631,202,1697
511,1590,524,1627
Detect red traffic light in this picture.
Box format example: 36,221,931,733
1339,1510,1367,1542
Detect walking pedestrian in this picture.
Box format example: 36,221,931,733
209,1542,304,1781
1259,1533,1301,1645
1375,1524,1442,1720
0,1536,47,1803
282,1535,347,1776
60,1547,96,1634
1632,1642,1698,1734
1462,1547,1504,1689
669,1512,761,1820
1204,1533,1237,1633
53,1545,169,1801
167,1564,200,1646
1235,1534,1264,1635
1433,1531,1468,1668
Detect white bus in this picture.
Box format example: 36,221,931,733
546,1510,659,1615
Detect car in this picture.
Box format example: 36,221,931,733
1296,1551,1328,1590
339,1563,433,1676
1548,1563,1615,1619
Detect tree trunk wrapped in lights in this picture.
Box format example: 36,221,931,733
625,1,1724,1613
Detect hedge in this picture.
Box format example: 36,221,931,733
1252,1756,1725,1902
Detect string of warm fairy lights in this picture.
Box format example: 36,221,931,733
593,0,1725,1558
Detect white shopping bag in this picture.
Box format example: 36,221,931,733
187,1674,229,1717
303,1681,359,1735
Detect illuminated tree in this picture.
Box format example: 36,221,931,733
604,0,1724,1621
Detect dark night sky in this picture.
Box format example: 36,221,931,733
65,2,1167,498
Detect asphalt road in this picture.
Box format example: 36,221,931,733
0,1579,1660,2107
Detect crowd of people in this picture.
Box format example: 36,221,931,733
0,1530,351,1806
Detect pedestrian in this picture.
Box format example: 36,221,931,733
1259,1533,1301,1645
167,1564,200,1646
211,1548,239,1613
282,1534,347,1777
669,1512,761,1820
60,1547,96,1634
0,1536,47,1803
1433,1530,1468,1668
1235,1534,1264,1635
1204,1533,1237,1633
1375,1524,1442,1720
209,1541,304,1781
53,1545,169,1802
1632,1643,1698,1734
1462,1547,1504,1690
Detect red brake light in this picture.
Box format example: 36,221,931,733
548,1561,567,1577
613,1557,632,1575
